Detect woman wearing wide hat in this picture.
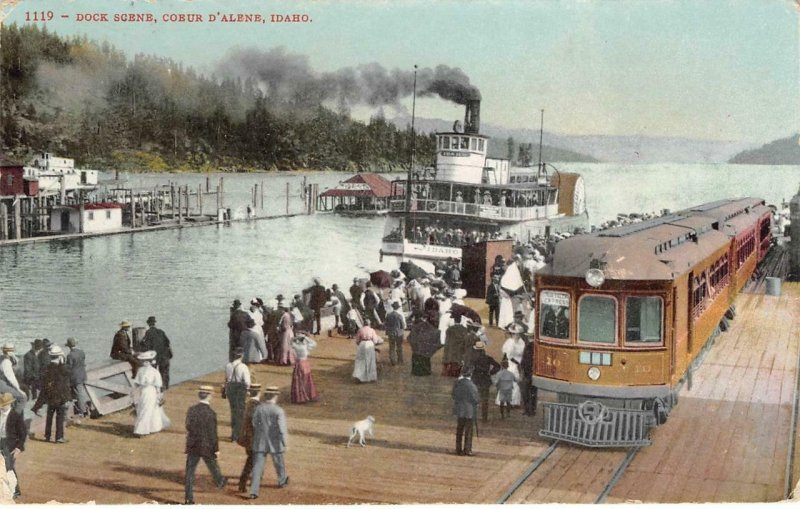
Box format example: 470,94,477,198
132,350,171,436
497,323,526,407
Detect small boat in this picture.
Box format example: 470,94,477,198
317,173,401,216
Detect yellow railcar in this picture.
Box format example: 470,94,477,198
532,198,772,447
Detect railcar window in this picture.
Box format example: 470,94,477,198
539,290,570,340
442,137,450,149
578,295,617,344
625,296,663,344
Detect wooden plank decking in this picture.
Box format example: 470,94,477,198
606,282,800,503
15,286,800,504
17,300,545,504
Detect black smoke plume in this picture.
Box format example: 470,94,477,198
216,47,480,108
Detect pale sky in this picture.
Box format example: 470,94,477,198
3,0,798,143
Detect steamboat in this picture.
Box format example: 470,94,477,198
380,99,589,270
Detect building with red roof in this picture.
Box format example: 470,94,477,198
318,173,403,216
50,202,123,234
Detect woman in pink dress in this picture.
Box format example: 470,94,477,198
290,335,319,403
277,305,294,366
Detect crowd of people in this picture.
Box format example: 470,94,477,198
0,248,550,503
0,335,92,499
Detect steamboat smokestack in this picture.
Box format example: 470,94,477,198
464,100,480,134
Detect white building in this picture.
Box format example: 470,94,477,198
24,152,99,195
50,203,123,234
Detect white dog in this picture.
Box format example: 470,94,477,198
347,416,375,447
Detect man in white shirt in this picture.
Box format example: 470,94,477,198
0,344,26,412
224,347,251,443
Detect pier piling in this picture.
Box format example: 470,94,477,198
0,203,7,240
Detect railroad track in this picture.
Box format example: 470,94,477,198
745,244,789,293
497,441,640,504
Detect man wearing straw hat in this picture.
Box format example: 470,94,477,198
248,386,288,499
111,320,138,375
0,392,25,499
184,385,226,505
0,343,26,412
236,383,261,493
32,345,71,443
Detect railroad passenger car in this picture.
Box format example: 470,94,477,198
532,198,773,447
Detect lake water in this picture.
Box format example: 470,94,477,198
1,164,797,383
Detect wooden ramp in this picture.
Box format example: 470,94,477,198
84,360,135,416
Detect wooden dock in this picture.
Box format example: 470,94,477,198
14,289,800,504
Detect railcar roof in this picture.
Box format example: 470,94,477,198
544,197,766,281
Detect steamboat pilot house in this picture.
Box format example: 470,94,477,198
381,99,589,269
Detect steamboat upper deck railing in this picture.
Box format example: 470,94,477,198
389,197,560,222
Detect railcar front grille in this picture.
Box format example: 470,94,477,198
540,401,652,447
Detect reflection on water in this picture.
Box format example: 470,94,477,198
0,164,797,383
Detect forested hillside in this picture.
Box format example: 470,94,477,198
728,135,800,165
0,24,435,172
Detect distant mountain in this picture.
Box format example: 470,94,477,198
394,115,757,164
728,135,800,165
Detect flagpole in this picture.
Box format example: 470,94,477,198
406,65,418,212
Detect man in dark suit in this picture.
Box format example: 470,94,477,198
0,392,26,499
519,336,537,416
110,321,138,375
466,341,501,423
184,385,226,505
236,383,261,493
140,316,174,390
451,365,480,456
22,340,42,401
307,278,328,336
65,338,89,418
228,300,250,362
485,275,501,327
32,346,72,443
36,339,51,376
248,386,288,499
349,278,364,313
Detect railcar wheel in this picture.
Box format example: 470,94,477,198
719,316,730,332
725,306,736,320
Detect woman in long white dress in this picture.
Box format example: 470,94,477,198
496,326,525,406
132,350,171,436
